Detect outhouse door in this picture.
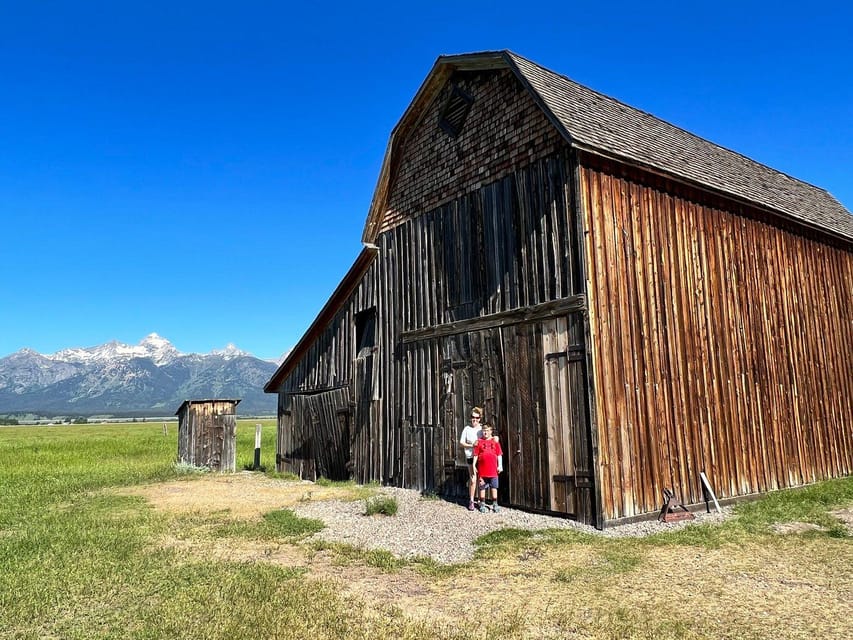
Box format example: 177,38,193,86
212,409,238,472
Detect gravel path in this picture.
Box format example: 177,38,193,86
291,486,733,564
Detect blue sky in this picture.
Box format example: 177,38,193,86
1,1,851,361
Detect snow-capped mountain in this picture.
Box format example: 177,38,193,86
51,333,181,366
210,343,251,359
0,335,278,417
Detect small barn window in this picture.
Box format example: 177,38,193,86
355,307,377,358
438,85,474,138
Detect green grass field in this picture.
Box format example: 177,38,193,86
1,421,851,639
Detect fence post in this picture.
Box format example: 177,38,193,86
253,424,262,470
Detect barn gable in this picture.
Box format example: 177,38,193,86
381,66,563,234
364,50,853,244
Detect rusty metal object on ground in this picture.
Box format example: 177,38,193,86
658,488,695,523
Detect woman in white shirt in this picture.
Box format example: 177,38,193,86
459,406,484,511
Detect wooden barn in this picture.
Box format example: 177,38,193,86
176,399,240,472
264,51,852,527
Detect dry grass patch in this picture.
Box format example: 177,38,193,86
113,472,371,520
111,473,853,639
562,540,852,639
116,474,439,615
375,537,853,639
771,507,853,536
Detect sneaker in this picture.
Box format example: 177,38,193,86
479,504,488,513
493,504,500,513
468,501,476,511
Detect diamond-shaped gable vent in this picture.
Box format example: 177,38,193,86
438,85,473,138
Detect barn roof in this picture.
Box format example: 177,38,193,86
362,50,852,244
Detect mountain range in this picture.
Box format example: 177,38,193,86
0,334,279,417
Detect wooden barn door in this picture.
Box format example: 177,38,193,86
352,351,377,484
352,307,380,484
503,314,592,520
277,388,352,481
540,315,593,520
503,321,548,510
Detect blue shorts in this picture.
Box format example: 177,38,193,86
479,476,499,489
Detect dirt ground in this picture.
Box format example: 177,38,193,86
118,475,437,602
117,474,853,639
120,473,351,519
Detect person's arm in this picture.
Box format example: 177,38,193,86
459,427,470,448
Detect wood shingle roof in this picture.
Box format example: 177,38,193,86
504,51,852,242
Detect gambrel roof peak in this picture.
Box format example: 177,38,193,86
363,50,852,244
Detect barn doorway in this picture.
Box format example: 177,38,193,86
439,327,506,498
439,313,593,522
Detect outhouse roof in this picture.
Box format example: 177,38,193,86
362,50,852,243
175,398,241,415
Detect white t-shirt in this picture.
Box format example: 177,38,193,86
459,424,482,459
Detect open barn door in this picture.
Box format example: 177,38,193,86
540,315,594,520
276,388,352,481
502,314,593,521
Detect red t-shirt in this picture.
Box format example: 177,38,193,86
473,437,503,477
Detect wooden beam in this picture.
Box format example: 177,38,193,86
401,295,586,343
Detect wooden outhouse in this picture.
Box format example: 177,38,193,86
265,51,852,527
176,399,240,472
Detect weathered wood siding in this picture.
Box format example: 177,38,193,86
580,157,853,522
275,265,384,480
274,147,596,521
273,67,590,512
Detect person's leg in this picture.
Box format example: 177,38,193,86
477,478,490,511
489,477,500,512
467,462,477,510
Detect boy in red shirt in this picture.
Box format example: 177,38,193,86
473,423,503,513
